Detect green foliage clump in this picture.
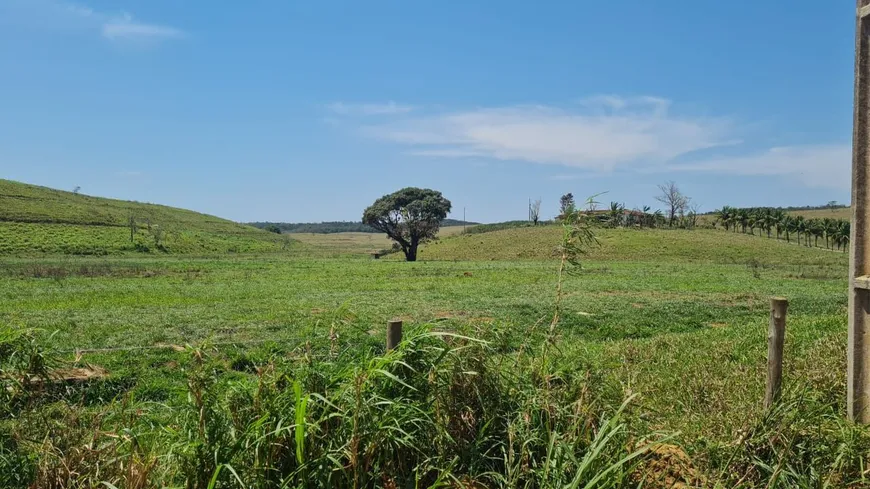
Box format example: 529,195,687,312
363,187,452,262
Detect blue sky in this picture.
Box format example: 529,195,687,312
0,0,857,223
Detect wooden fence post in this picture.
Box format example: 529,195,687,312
765,297,789,409
387,320,403,351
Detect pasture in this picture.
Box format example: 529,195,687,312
290,225,470,256
1,225,865,488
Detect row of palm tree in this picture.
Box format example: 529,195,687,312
715,206,851,252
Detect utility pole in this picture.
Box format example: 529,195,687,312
849,0,870,423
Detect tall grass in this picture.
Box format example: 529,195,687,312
1,325,659,488
3,320,870,487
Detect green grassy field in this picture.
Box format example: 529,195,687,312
0,182,866,487
1,223,864,487
0,179,294,255
789,207,852,220
416,225,849,264
291,225,470,256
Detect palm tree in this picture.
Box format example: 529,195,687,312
641,205,652,228
834,220,851,252
608,202,625,228
747,208,762,236
736,208,750,234
762,208,778,239
807,219,823,248
716,206,734,231
822,218,837,249
653,210,666,228
794,216,806,245
782,215,794,243
771,209,785,239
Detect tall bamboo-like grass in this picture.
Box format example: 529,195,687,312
169,328,650,488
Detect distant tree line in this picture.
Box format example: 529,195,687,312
715,206,851,252
249,219,476,234
553,182,701,230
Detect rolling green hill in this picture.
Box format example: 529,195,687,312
0,179,297,255
416,225,849,265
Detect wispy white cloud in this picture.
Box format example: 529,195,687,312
361,97,733,171
549,174,584,181
102,13,185,42
1,0,185,45
331,95,849,190
669,145,851,190
327,101,416,116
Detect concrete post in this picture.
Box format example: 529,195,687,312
849,0,870,423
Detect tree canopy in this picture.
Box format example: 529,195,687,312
362,187,452,261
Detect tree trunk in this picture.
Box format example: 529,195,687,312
404,238,420,262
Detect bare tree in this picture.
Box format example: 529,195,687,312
530,199,542,225
687,202,702,229
655,181,689,227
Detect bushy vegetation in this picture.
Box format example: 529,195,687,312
0,180,296,255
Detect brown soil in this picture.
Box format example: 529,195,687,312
634,443,705,488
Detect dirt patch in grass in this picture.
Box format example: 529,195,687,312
635,443,704,489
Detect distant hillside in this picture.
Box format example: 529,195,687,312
249,219,477,234
788,207,851,220
461,220,553,235
413,225,847,265
0,179,297,255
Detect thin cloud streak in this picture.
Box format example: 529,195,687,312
2,0,185,44
670,144,851,190
327,102,416,116
102,15,186,41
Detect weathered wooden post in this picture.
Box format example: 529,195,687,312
850,0,870,423
386,320,403,351
765,298,789,410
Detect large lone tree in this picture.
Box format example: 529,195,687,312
362,187,452,262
